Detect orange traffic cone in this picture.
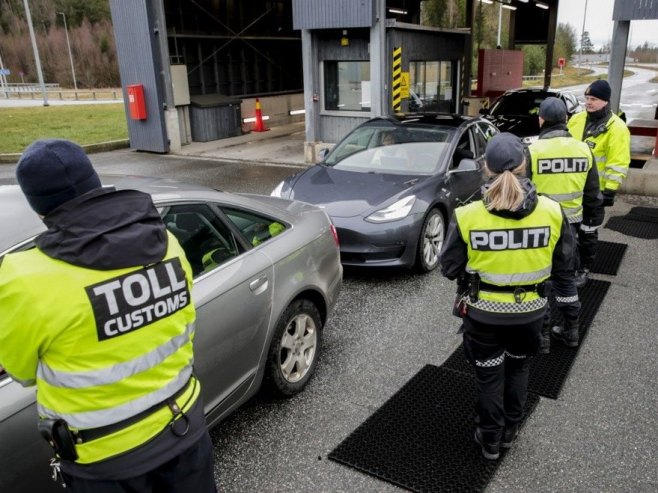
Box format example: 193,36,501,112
252,98,269,132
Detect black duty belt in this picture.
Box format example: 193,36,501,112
479,281,544,293
74,377,193,443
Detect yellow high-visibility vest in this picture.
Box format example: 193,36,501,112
455,196,563,312
567,111,630,192
0,232,198,464
529,136,594,223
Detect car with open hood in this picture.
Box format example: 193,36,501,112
481,88,582,144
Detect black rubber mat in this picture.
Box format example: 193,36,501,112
606,207,658,239
328,365,539,493
606,216,658,239
628,206,658,220
442,280,611,399
590,241,627,275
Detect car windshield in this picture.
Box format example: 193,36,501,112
491,93,547,117
324,125,455,175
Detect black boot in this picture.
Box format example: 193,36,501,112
551,318,579,347
474,428,500,460
501,423,520,449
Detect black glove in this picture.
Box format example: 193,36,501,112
602,190,616,207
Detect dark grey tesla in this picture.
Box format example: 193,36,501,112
271,114,499,272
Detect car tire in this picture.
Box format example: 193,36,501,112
415,208,445,273
263,299,322,397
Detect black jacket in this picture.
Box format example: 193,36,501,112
37,187,168,269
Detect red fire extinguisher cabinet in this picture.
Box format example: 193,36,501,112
127,84,147,120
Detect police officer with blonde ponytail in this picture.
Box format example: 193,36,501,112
0,140,216,492
441,133,580,460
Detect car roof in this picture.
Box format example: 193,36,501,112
499,87,564,97
359,113,478,130
0,175,298,254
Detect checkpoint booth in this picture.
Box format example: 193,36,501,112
292,0,469,161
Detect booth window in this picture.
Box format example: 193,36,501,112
324,61,371,112
409,61,454,112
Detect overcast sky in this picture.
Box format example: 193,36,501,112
556,0,658,50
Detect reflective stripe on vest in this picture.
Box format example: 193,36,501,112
37,322,195,389
37,366,193,429
529,137,592,223
455,196,563,310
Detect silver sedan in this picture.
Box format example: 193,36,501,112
0,175,342,493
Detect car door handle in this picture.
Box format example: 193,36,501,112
249,276,269,294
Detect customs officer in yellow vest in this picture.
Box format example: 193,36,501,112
441,133,580,461
0,140,216,492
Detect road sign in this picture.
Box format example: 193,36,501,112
0,69,10,76
558,57,565,68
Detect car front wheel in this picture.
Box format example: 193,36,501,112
416,208,445,273
263,299,322,397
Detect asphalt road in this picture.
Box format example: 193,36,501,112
2,151,655,492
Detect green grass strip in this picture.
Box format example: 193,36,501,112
0,103,128,154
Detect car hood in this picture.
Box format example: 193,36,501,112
289,165,426,218
488,115,540,137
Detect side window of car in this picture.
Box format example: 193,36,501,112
472,125,489,157
222,208,287,247
477,122,497,144
453,129,476,168
162,204,241,278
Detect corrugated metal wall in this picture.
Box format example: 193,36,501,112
613,0,658,20
292,0,375,29
109,0,169,153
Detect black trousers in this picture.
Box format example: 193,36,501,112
575,222,598,270
61,432,217,493
462,313,543,444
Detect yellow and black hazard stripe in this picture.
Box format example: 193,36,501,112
392,47,402,112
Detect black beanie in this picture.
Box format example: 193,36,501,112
485,133,525,173
585,80,611,102
16,139,102,216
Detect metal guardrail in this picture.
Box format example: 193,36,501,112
522,74,565,81
1,83,60,92
1,86,122,101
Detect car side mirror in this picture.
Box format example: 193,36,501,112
449,158,479,174
318,148,330,161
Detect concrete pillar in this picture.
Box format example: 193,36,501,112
369,0,387,116
608,20,629,114
302,29,321,163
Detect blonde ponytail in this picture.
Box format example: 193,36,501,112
484,162,526,211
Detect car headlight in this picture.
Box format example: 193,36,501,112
271,181,286,198
366,196,416,223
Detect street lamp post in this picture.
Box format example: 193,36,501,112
58,11,77,91
23,0,48,106
579,0,589,76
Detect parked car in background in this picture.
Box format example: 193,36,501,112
271,114,498,273
0,175,342,493
481,88,582,144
